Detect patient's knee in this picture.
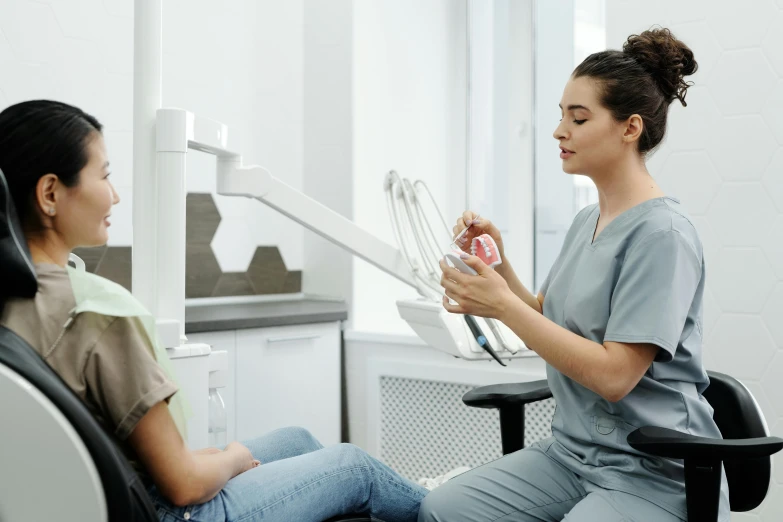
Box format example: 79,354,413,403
280,426,321,451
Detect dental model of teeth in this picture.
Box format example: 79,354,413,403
470,234,502,269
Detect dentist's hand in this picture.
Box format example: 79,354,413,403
452,211,505,260
439,254,516,319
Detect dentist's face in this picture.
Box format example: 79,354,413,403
553,75,628,176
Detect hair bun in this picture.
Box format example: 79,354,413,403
623,27,698,106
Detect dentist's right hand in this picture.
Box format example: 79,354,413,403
453,211,506,260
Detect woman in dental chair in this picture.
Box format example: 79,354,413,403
427,28,728,522
0,100,426,522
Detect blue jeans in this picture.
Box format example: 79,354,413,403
149,426,427,522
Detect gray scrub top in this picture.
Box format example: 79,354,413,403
538,197,729,521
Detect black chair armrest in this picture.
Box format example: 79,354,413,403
627,426,783,460
462,380,552,455
462,380,552,409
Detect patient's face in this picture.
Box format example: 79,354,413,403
57,134,120,248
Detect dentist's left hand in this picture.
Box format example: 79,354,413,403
439,254,516,320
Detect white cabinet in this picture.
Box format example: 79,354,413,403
235,322,341,446
188,321,342,448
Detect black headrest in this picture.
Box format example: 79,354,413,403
0,168,37,298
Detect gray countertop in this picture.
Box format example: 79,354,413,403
185,298,348,333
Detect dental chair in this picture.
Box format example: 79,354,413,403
0,169,376,522
463,376,783,522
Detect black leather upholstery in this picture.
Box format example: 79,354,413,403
0,168,36,299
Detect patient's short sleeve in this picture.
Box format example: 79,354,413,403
603,229,702,362
84,316,178,440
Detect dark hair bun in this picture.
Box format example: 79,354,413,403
623,27,698,106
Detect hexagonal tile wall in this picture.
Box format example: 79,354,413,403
665,87,721,152
705,0,777,50
713,248,775,314
608,0,783,518
706,183,777,248
709,50,777,117
761,215,783,280
707,115,778,182
761,10,783,77
658,151,720,215
762,283,783,348
709,315,776,381
762,82,783,147
761,352,783,418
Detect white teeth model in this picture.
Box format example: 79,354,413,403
470,236,492,257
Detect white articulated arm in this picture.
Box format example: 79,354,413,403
215,157,418,290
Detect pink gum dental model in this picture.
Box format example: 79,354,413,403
470,234,502,269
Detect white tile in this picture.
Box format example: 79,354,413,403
762,284,783,348
760,483,783,520
666,87,721,152
773,419,783,485
49,0,106,42
762,149,783,212
706,0,777,50
210,218,257,273
743,381,778,435
0,1,64,63
762,216,783,280
668,23,722,82
702,285,721,343
667,0,709,24
706,183,778,247
692,217,720,271
605,3,670,48
707,116,778,181
761,352,783,417
779,0,783,7
102,0,133,18
709,51,778,117
730,512,761,522
762,82,783,146
658,151,720,215
762,11,783,77
0,26,14,63
646,143,671,175
710,315,776,380
212,193,255,220
713,248,775,313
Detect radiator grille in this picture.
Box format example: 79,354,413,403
379,376,555,481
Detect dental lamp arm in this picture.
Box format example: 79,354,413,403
215,157,420,292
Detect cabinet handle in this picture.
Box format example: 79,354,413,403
266,334,321,344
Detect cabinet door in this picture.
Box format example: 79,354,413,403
235,322,341,446
187,331,237,445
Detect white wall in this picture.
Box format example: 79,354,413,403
606,1,783,519
0,0,304,273
352,0,468,333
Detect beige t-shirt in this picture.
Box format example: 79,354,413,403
0,263,178,473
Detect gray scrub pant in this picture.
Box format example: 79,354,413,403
417,441,683,522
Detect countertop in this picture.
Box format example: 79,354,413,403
185,296,348,333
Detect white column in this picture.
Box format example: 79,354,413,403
132,0,163,315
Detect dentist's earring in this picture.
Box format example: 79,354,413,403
48,208,55,215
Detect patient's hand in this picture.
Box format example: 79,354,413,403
226,441,261,477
